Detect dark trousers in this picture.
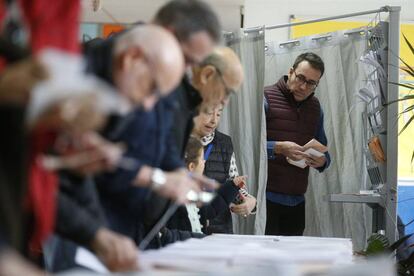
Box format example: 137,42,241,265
265,200,305,236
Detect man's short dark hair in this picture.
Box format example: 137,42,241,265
154,0,221,43
293,52,325,77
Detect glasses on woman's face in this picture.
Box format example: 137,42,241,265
203,106,222,118
293,71,319,90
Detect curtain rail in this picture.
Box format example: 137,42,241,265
243,6,399,33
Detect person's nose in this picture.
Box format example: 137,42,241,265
299,81,308,91
222,97,230,106
211,113,219,125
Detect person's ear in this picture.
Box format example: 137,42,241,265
287,67,295,82
200,65,216,85
164,26,176,37
188,162,196,171
119,46,144,72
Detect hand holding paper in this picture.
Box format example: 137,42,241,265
275,141,305,161
304,150,327,168
287,139,328,169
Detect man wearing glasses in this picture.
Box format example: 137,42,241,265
264,52,331,236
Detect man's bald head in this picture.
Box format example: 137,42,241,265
113,24,185,110
192,46,244,106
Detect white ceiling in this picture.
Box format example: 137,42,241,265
81,0,414,37
81,0,245,31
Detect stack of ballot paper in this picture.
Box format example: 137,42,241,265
287,138,328,168
73,235,394,276
138,235,354,275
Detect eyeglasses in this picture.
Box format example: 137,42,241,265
204,64,236,99
216,67,236,98
293,71,319,90
203,105,223,117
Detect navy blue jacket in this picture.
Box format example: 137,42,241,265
95,94,184,240
84,36,184,241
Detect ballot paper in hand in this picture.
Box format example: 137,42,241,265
287,139,327,169
26,49,132,126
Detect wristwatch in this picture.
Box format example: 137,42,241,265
150,168,166,190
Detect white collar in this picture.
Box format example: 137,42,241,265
200,132,215,146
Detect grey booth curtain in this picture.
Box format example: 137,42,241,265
264,29,372,251
218,29,268,235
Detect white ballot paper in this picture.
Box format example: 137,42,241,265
27,49,131,127
287,139,328,169
75,247,109,273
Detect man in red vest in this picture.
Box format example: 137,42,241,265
264,52,331,236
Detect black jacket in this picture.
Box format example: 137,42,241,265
140,78,203,247
0,105,28,253
171,77,203,157
166,131,240,234
167,183,239,234
55,173,107,247
50,173,108,273
201,131,236,234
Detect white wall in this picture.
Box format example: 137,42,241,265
81,0,244,32
82,0,414,42
244,0,414,42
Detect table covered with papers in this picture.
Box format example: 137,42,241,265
69,234,395,275
138,234,394,276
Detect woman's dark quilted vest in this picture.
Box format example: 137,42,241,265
265,76,321,195
203,131,233,234
203,131,233,185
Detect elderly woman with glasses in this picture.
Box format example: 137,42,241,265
192,103,257,234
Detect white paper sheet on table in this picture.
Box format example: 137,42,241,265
74,247,109,273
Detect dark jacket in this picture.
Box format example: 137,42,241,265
203,131,234,184
166,182,239,234
55,173,106,246
95,96,184,242
264,76,321,195
83,36,115,86
201,131,236,234
141,78,204,246
0,105,28,254
83,35,184,244
0,233,6,251
171,77,203,157
51,173,107,273
167,132,240,234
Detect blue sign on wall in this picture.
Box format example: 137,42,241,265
398,184,414,235
79,23,101,42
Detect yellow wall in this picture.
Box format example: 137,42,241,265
291,20,414,178
398,24,414,178
400,24,414,67
291,20,366,38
